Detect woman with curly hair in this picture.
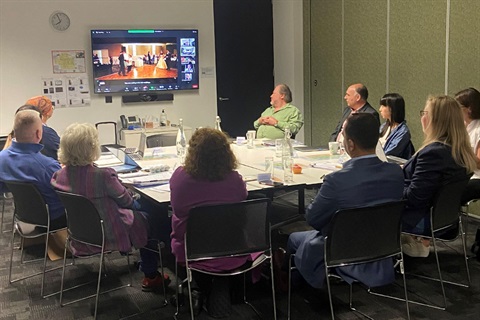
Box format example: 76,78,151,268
169,127,250,316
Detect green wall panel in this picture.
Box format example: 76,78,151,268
305,0,480,150
448,0,480,94
344,0,387,108
309,0,343,146
388,0,447,149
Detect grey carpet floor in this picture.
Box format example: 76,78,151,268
1,191,480,319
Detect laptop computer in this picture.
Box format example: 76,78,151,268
100,147,142,173
125,133,146,160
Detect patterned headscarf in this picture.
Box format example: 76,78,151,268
25,96,53,116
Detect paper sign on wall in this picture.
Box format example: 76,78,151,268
41,75,90,107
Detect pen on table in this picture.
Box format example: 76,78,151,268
320,174,326,180
171,162,178,172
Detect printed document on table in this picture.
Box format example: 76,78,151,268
95,154,123,167
120,172,172,186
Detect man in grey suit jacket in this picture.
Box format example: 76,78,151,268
287,113,403,289
329,83,380,142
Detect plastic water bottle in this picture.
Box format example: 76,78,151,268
215,116,222,131
282,127,294,157
176,118,186,162
160,109,167,126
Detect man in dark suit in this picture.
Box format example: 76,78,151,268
118,47,126,76
286,113,403,289
329,83,380,142
164,50,171,70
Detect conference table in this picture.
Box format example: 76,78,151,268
120,140,342,223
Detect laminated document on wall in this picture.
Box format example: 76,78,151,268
41,75,90,108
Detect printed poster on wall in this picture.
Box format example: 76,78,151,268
51,50,86,73
41,75,90,108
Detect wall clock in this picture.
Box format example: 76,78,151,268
50,11,70,31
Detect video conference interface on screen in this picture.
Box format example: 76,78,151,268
91,29,199,94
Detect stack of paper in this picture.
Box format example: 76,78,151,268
120,172,172,187
95,154,123,167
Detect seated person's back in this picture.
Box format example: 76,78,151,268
286,113,403,289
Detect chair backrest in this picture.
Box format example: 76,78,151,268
185,198,271,261
4,181,49,226
0,135,8,150
406,140,415,159
325,200,406,268
146,132,177,148
431,179,469,232
95,121,118,146
56,191,104,247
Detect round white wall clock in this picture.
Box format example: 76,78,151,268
50,11,70,31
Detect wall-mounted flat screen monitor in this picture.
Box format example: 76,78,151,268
91,29,199,94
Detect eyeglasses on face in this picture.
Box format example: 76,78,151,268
419,110,428,116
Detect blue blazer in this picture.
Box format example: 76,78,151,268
292,156,404,288
402,142,470,232
380,121,414,159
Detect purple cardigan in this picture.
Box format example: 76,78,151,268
51,165,148,254
170,167,252,271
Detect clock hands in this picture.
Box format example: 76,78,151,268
52,14,62,25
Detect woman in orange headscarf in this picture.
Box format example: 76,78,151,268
3,96,60,160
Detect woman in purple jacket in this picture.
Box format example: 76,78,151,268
51,123,169,292
170,127,252,316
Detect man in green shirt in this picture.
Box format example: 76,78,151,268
253,84,304,139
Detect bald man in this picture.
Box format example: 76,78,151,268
0,110,65,229
329,83,380,142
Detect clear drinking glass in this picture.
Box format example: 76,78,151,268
283,157,294,183
265,156,274,178
246,130,256,149
275,139,284,157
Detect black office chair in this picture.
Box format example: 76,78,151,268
56,191,132,320
287,200,410,320
95,121,125,149
1,191,13,233
0,135,8,150
176,198,277,320
146,132,177,148
402,179,471,310
5,181,66,298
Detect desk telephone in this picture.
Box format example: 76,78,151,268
120,115,141,129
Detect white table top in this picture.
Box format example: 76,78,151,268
124,141,340,204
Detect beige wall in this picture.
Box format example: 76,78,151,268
305,0,480,148
0,0,304,141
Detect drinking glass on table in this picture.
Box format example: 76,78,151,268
283,157,294,183
275,139,284,157
265,156,274,179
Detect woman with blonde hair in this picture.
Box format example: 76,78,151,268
51,123,170,291
402,95,476,257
